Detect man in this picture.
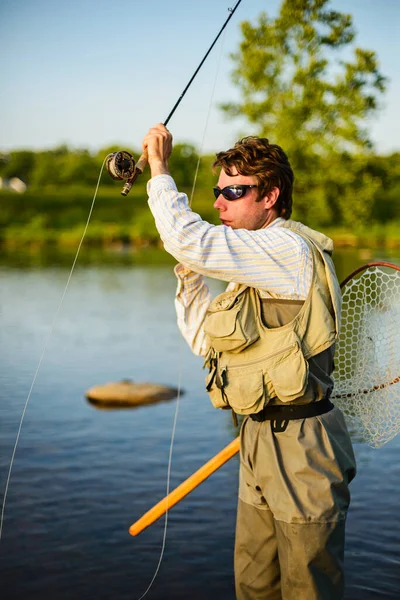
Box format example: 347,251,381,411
143,123,356,600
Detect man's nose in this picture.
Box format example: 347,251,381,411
214,195,227,210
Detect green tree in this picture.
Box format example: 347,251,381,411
369,152,400,223
168,143,199,188
58,149,99,186
222,0,387,227
30,149,63,188
0,150,36,184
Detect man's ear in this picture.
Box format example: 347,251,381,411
263,187,280,209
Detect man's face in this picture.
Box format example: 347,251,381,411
214,168,274,230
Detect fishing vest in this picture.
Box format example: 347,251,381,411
203,220,342,415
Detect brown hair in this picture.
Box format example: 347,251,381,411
213,136,294,219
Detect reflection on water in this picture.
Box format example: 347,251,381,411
1,249,399,599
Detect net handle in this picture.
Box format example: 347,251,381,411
340,261,400,289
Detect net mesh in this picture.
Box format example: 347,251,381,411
333,264,400,448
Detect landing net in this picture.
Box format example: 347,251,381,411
333,262,400,448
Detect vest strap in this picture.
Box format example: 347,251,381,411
249,395,334,424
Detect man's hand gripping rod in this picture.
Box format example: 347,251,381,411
104,0,243,196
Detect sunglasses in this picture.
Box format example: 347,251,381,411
213,184,258,201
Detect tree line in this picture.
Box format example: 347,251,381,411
0,143,208,192
1,0,399,241
1,142,399,230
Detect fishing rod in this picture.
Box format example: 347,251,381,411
0,1,244,545
105,0,243,196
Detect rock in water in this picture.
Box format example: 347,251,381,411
85,380,181,409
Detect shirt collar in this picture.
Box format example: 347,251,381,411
266,217,286,229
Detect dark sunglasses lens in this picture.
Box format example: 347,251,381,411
224,186,244,200
213,186,244,200
213,185,251,200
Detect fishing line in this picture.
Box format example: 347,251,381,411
135,21,229,600
163,0,242,128
136,343,183,600
1,0,242,582
106,0,243,196
189,21,228,206
0,159,107,542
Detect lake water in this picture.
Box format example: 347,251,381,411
1,248,399,599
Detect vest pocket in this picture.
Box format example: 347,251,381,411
213,335,309,413
265,340,309,403
204,288,259,353
221,363,266,414
205,358,229,409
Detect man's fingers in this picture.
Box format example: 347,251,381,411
142,123,173,176
143,124,172,149
146,123,171,139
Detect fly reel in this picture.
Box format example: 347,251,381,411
105,150,147,196
104,0,242,200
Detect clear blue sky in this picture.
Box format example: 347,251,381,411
1,0,399,155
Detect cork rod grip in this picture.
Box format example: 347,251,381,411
135,151,148,175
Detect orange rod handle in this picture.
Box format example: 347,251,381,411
129,436,240,536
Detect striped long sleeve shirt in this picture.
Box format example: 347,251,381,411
147,174,313,356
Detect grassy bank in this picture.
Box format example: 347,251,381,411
324,223,400,250
0,184,218,250
1,187,400,251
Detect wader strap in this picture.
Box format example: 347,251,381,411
271,419,290,433
232,410,239,428
249,395,334,430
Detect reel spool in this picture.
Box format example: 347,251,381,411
105,151,147,196
103,1,242,200
106,151,135,181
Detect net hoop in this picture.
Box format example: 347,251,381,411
333,261,400,447
340,261,400,288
